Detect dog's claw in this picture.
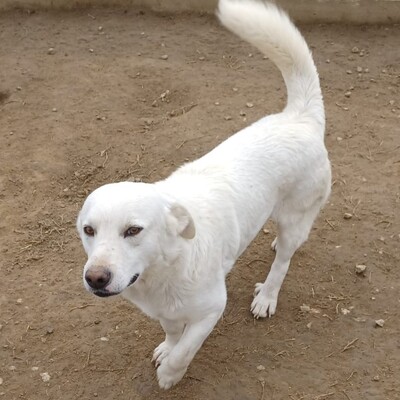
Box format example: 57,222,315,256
152,341,172,368
271,237,278,252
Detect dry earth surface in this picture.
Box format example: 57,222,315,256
0,7,399,400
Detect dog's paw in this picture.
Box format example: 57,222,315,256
157,361,187,390
251,283,277,318
271,237,278,252
152,341,172,367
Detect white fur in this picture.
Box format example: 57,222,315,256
77,0,331,389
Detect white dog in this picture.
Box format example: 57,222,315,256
77,0,331,390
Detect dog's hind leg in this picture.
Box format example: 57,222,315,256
251,200,323,318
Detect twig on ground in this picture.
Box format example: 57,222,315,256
69,304,96,312
341,338,359,353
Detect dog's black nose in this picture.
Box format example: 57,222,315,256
85,269,111,290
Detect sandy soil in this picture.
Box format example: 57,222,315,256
0,7,399,400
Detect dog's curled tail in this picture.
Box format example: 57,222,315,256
218,0,324,130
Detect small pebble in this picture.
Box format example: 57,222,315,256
40,372,51,382
239,110,246,116
307,322,312,329
375,319,385,328
9,366,16,371
359,51,364,57
98,26,103,31
346,70,352,75
300,304,310,312
16,298,23,304
373,375,380,381
89,48,94,53
257,365,266,371
344,91,351,98
246,102,254,108
262,228,269,234
31,367,39,371
326,59,330,63
16,86,22,91
0,378,3,385
341,308,350,315
224,116,232,121
364,68,369,73
232,87,238,92
198,56,205,61
351,46,359,53
343,213,353,219
52,108,57,112
389,100,395,106
355,264,367,274
47,47,55,55
100,337,109,342
214,101,220,106
46,327,54,335
337,137,343,141
356,66,363,73
160,54,169,60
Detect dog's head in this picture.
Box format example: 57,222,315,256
77,182,195,297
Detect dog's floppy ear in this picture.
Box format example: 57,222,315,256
167,204,196,239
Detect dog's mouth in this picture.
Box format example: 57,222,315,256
128,273,140,287
93,290,119,298
92,273,140,297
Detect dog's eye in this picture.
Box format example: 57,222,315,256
83,226,95,236
124,226,143,238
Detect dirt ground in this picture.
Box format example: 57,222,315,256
0,7,399,400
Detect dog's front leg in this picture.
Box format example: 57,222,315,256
152,318,185,367
156,310,223,389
